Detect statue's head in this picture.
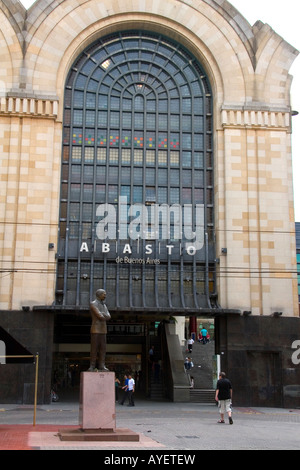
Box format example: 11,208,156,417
95,289,106,301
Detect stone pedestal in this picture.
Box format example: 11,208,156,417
79,371,115,431
58,371,139,442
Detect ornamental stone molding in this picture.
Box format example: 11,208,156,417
221,107,291,130
0,95,58,119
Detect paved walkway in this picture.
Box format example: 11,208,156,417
1,399,300,451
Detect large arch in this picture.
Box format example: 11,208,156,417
0,1,261,101
56,29,216,311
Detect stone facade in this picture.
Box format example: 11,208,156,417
0,0,298,316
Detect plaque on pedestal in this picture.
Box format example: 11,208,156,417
79,371,115,431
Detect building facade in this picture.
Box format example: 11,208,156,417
0,0,299,406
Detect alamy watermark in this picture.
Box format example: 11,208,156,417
80,197,205,257
0,340,6,365
291,340,300,365
95,197,204,245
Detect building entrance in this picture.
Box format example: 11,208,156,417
51,350,143,401
52,313,167,401
52,314,217,402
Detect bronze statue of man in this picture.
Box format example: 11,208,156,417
88,289,111,371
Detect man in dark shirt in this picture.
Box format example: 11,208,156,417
215,372,233,424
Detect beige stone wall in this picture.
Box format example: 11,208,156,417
0,0,298,315
217,118,298,315
0,103,61,309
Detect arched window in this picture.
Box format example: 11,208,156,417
56,31,215,311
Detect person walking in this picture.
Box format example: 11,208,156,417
115,376,120,401
119,374,129,405
215,372,233,424
200,327,208,344
127,374,135,406
187,336,194,353
184,357,194,370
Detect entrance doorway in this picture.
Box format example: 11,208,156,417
51,350,142,401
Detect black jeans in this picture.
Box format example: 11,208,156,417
128,390,135,406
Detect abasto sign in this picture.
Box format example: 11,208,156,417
80,197,206,261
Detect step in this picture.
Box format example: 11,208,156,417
190,389,216,404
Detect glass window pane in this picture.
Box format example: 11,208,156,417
108,166,119,183
134,149,143,165
122,112,132,127
170,115,180,131
96,166,106,183
121,185,131,200
146,113,156,129
83,165,93,181
146,187,156,203
121,167,131,183
84,147,94,163
133,186,143,203
95,184,106,202
158,151,167,166
86,110,95,126
182,188,192,203
146,150,155,166
158,187,167,204
70,203,80,221
134,112,144,129
170,169,179,185
97,147,106,163
108,185,118,203
182,170,192,185
133,167,143,184
73,109,83,126
182,151,192,167
146,168,155,185
71,147,82,162
71,165,81,181
83,184,93,201
110,111,120,127
170,151,179,167
170,187,179,204
109,148,119,164
158,114,168,130
158,168,167,185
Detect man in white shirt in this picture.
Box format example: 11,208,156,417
187,336,194,353
127,374,135,406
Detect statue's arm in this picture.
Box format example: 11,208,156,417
90,303,106,321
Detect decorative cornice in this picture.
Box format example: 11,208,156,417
0,96,58,119
221,107,291,130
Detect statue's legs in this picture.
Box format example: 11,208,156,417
97,334,107,370
89,333,99,370
89,333,108,371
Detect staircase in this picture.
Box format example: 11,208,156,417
183,339,216,403
149,371,165,400
148,335,165,400
190,389,216,404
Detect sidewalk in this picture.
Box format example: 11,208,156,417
1,399,300,450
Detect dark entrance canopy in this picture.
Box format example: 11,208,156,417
0,327,34,364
